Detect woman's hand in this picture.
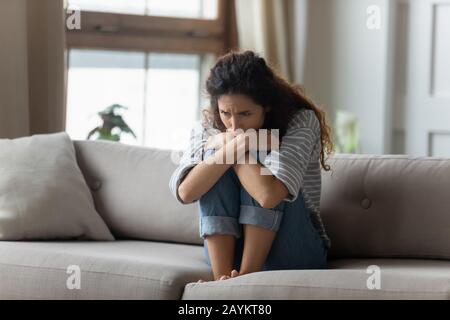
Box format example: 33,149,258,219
203,128,277,164
204,131,237,151
231,129,275,153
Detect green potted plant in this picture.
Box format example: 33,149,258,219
334,109,360,153
87,104,136,142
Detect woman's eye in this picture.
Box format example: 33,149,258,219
220,111,250,116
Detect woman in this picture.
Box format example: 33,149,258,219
169,50,334,282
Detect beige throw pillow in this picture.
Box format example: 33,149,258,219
0,132,114,240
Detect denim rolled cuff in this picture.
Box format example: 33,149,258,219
239,205,284,232
200,216,242,239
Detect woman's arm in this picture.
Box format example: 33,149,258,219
232,152,289,209
229,129,288,208
177,135,244,204
237,110,321,206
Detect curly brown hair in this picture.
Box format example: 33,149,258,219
202,50,334,171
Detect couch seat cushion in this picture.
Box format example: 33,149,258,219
182,259,450,300
0,240,212,299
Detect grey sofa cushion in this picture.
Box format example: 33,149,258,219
74,140,203,245
321,154,450,259
182,258,450,300
0,240,212,299
0,133,114,241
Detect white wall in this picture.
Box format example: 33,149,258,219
296,0,394,154
291,0,308,85
0,0,67,139
0,0,30,138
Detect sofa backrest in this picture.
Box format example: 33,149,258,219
74,140,202,245
321,154,450,260
74,140,450,259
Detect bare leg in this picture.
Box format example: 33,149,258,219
239,224,276,275
205,234,236,280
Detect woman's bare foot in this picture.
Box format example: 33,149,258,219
197,269,240,283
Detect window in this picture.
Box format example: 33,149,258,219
66,50,146,146
66,49,214,150
68,0,218,19
65,0,237,150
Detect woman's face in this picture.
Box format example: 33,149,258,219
217,94,268,132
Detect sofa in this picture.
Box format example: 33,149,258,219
0,139,449,299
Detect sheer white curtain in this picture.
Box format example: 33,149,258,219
235,0,294,81
0,0,67,139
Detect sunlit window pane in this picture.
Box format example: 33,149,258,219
68,0,218,19
66,49,215,151
66,49,146,145
68,0,147,15
145,53,200,151
147,0,218,19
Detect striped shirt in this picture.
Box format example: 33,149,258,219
168,108,331,249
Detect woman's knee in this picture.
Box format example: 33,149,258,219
239,184,285,211
200,167,239,199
